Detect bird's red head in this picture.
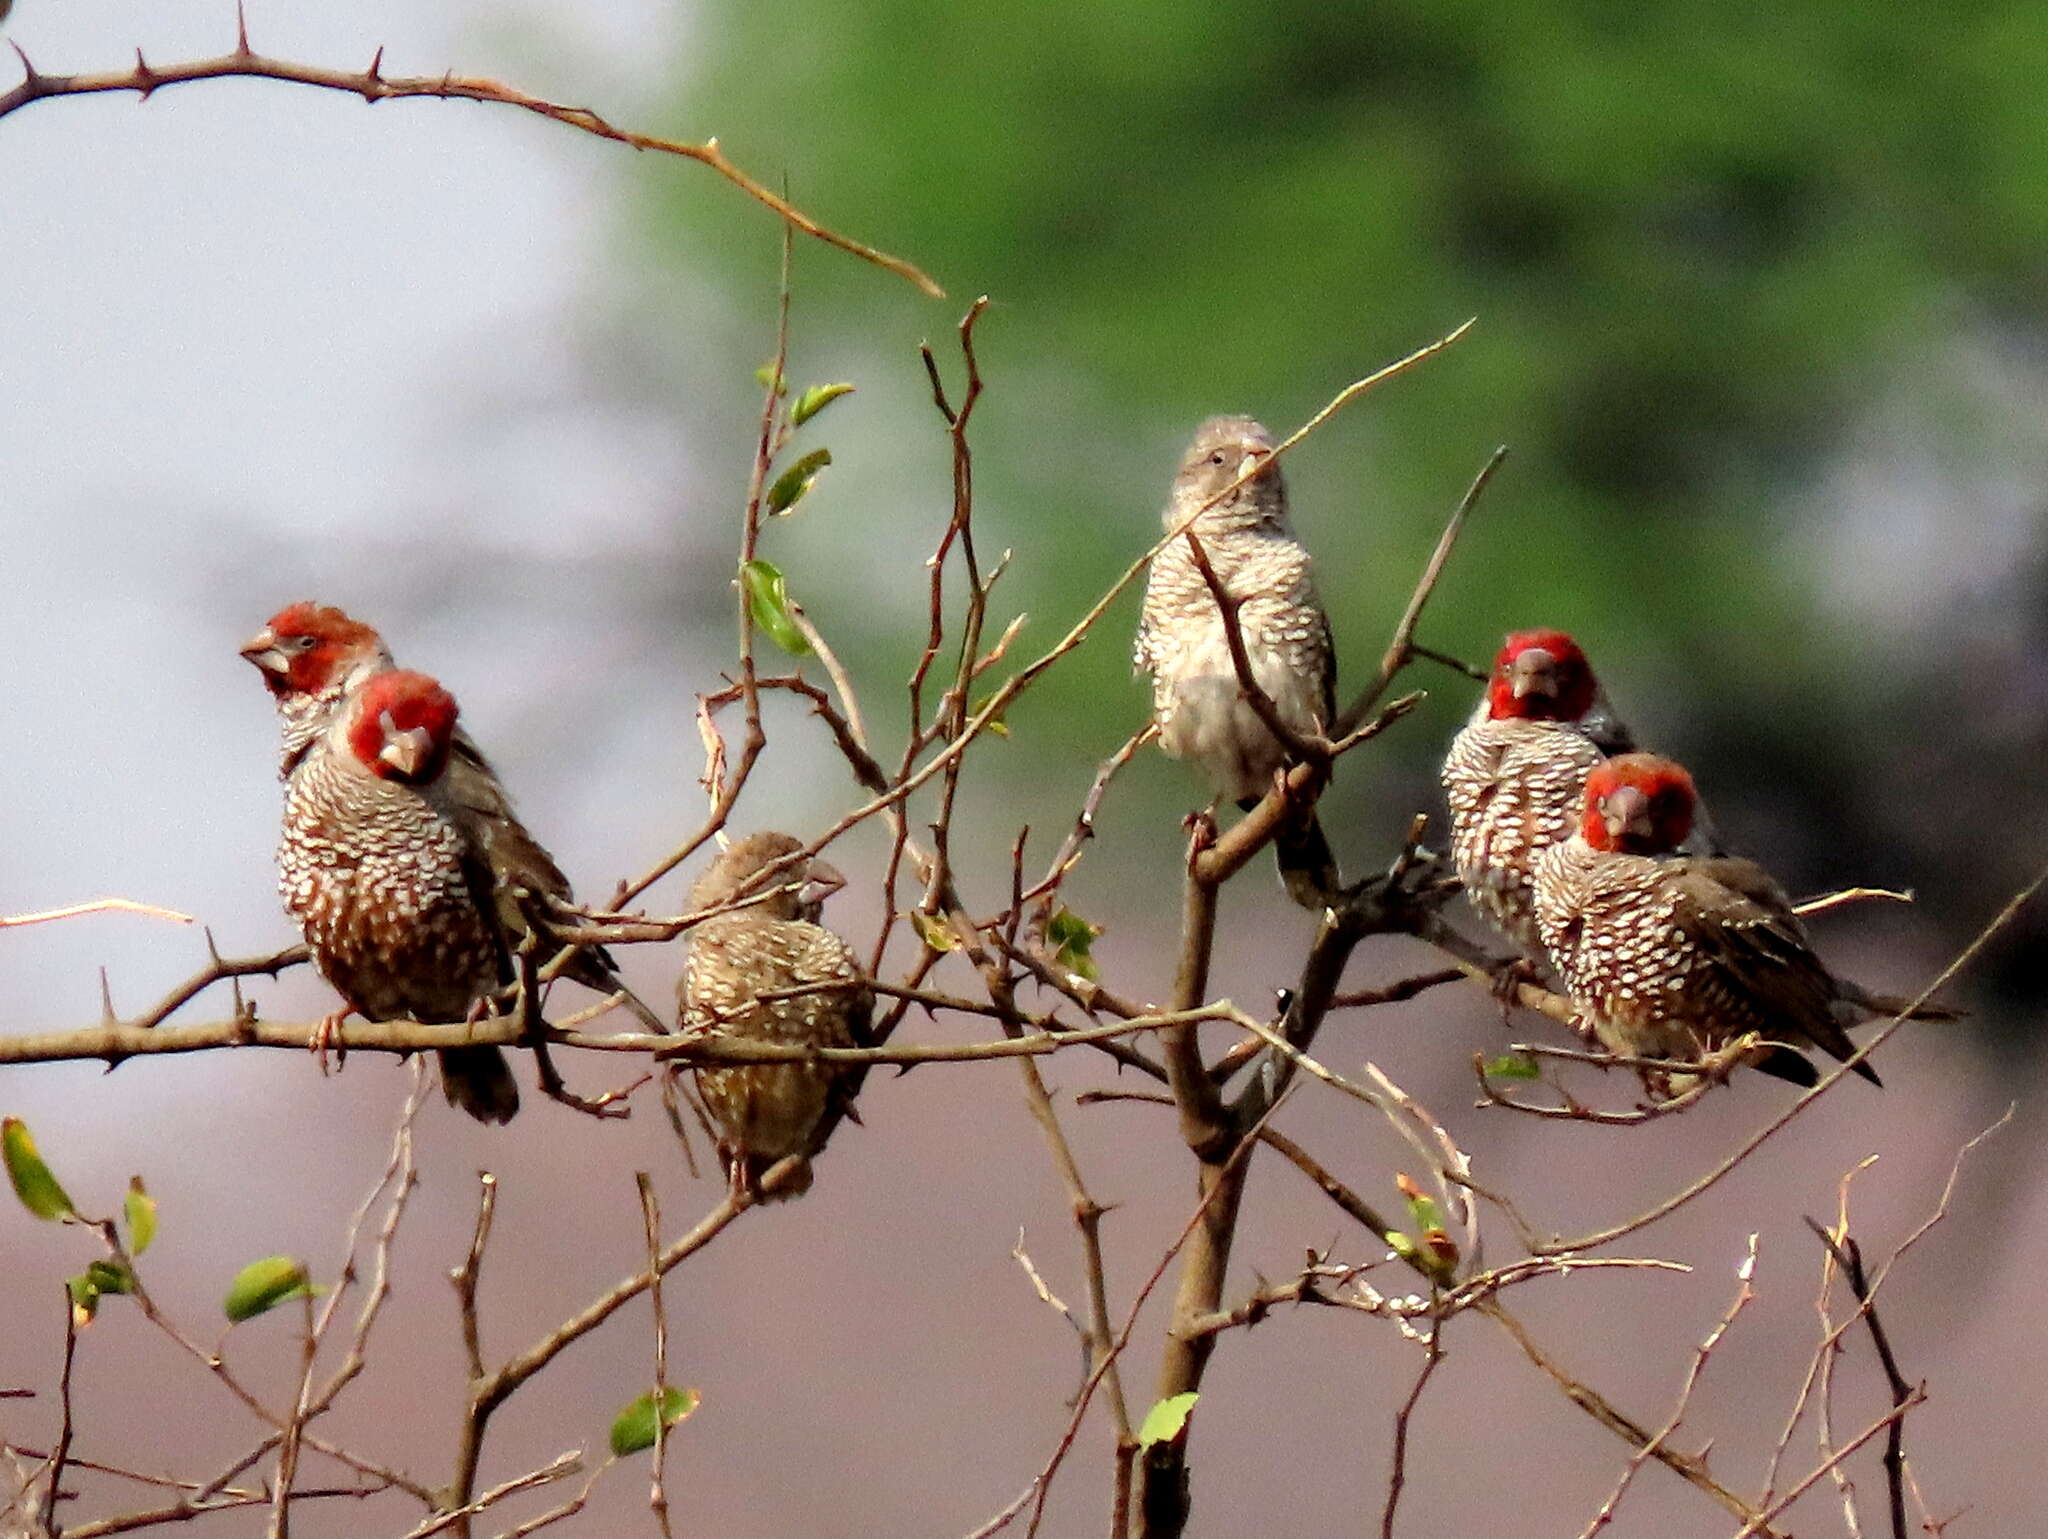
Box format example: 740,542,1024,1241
1486,629,1599,722
346,670,459,785
1581,753,1696,854
240,602,388,700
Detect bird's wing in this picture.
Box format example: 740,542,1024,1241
444,732,574,902
1315,606,1337,729
1667,859,1859,1062
1580,693,1639,755
441,729,644,1007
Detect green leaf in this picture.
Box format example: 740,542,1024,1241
3,1118,76,1222
1482,1052,1540,1081
739,560,812,657
788,382,856,427
84,1258,134,1296
1138,1392,1199,1447
765,447,833,515
65,1260,137,1327
1394,1173,1443,1236
66,1273,102,1324
968,693,1010,737
125,1177,157,1256
753,362,787,396
1047,907,1102,982
909,911,960,953
609,1386,701,1456
223,1256,317,1323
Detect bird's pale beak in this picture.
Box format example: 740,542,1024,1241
1239,445,1274,480
798,860,847,914
240,627,288,679
377,720,434,780
1601,785,1655,846
1509,648,1558,701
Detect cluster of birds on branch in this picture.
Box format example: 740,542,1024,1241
231,416,1951,1199
240,603,867,1198
1139,415,1952,1101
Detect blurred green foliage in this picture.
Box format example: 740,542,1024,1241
623,1,2048,935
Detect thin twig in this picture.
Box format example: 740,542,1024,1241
1805,1220,1912,1539
1734,1392,1928,1539
1792,887,1914,917
130,942,308,1030
37,1294,79,1536
451,1188,760,1510
1480,1299,1785,1536
0,897,195,928
396,1454,583,1539
1575,1234,1759,1537
0,36,940,295
1381,1319,1444,1539
635,1175,679,1539
1341,444,1507,733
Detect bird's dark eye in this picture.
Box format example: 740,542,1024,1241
1207,450,1227,466
289,634,317,651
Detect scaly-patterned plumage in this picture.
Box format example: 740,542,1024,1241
1135,416,1337,904
1442,630,1619,961
679,833,872,1199
279,670,523,1121
246,603,666,1116
1533,754,1888,1095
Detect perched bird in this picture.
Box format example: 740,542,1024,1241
1135,416,1337,905
679,833,871,1199
1533,753,1945,1095
276,670,524,1121
241,602,395,776
1442,630,1625,963
245,604,666,1117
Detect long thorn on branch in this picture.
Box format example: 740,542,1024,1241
130,943,308,1031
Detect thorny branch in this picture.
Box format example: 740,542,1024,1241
0,20,940,296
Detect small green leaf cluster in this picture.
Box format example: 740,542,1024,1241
5,1115,318,1325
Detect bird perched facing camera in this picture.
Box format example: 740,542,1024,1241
679,833,873,1199
1442,630,1626,963
1135,416,1338,905
1533,753,1952,1096
269,668,524,1122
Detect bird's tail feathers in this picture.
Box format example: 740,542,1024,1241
440,1045,521,1124
1835,979,1965,1024
1273,811,1339,910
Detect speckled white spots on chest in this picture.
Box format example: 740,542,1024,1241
1136,527,1330,804
1444,719,1604,956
